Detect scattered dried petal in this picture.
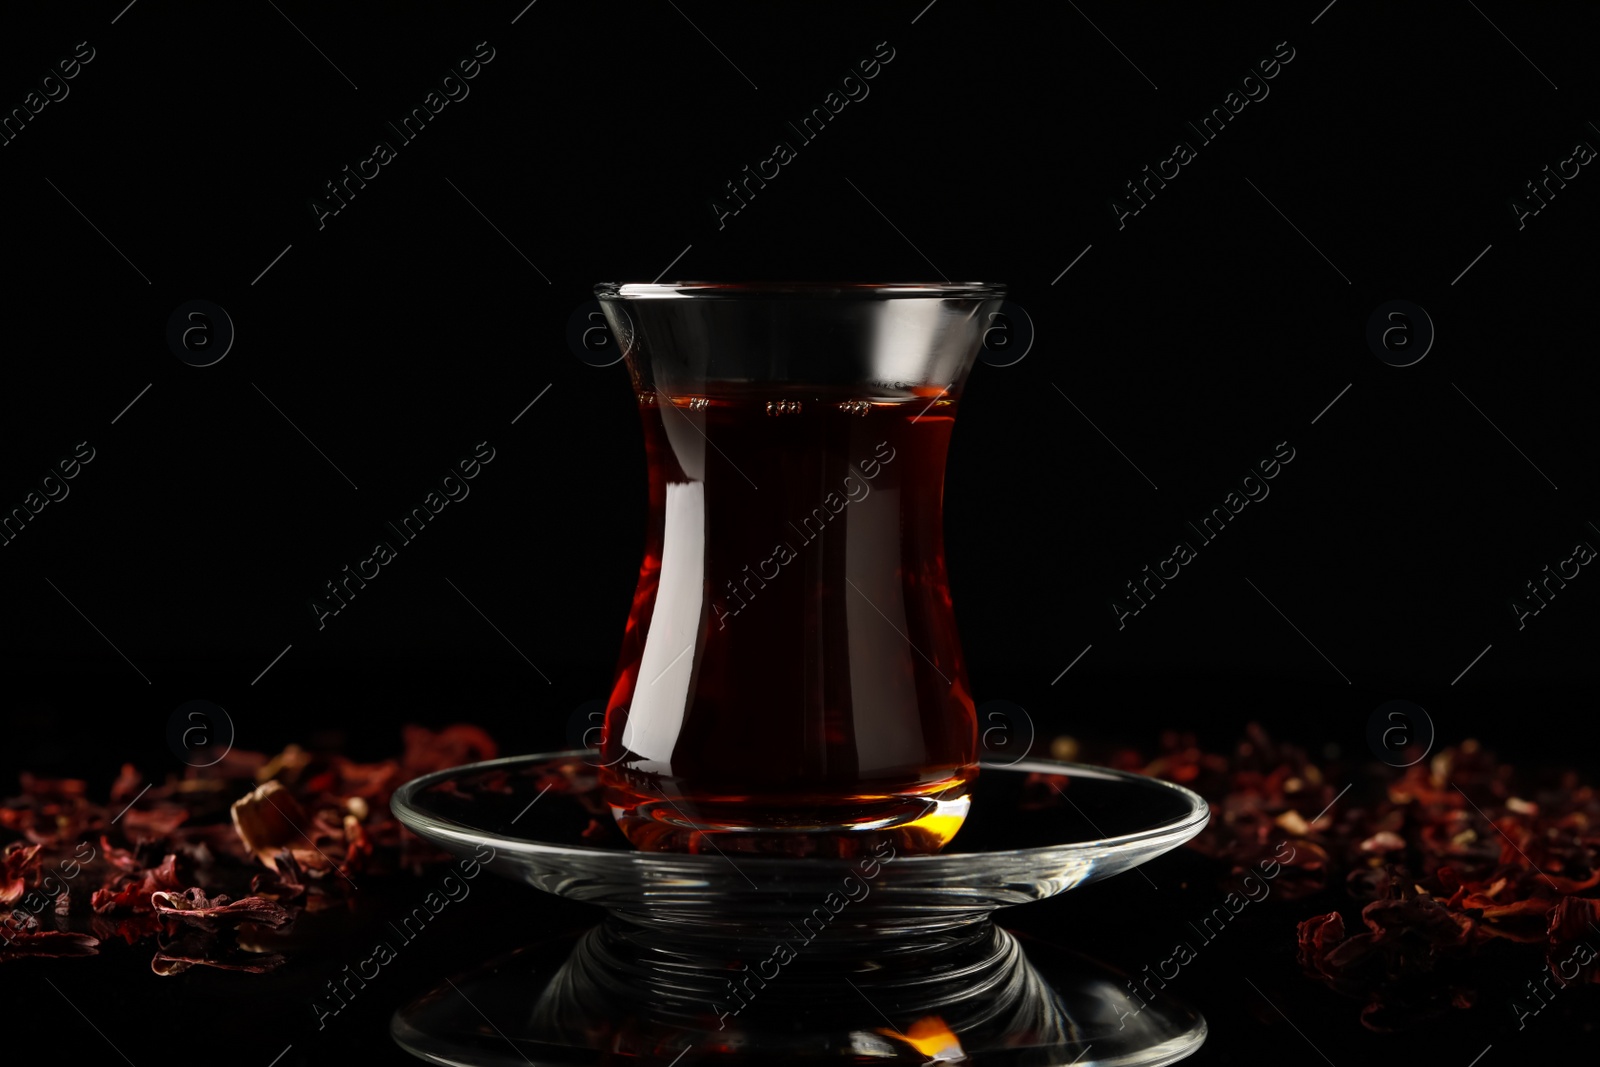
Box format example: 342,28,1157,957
1297,912,1346,978
150,888,292,927
256,744,313,785
401,724,498,777
109,764,144,803
120,804,190,841
0,843,43,906
250,851,307,902
231,782,310,865
1361,895,1475,951
1274,810,1311,836
1359,831,1406,854
90,854,181,914
1547,896,1600,945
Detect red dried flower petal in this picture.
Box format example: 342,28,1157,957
250,851,308,902
300,769,339,795
193,748,269,781
90,854,181,914
1543,938,1600,986
256,745,314,786
1323,931,1380,974
401,724,498,778
0,843,43,907
109,764,143,803
230,781,312,866
1472,897,1557,942
1296,912,1346,977
97,836,144,873
1359,831,1406,854
119,804,190,842
150,887,293,927
329,757,402,800
1361,895,1475,950
1547,896,1600,945
18,774,87,800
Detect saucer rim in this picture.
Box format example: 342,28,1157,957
391,750,1211,872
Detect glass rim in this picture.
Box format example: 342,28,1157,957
595,280,1006,300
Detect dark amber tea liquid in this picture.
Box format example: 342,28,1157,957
600,388,977,856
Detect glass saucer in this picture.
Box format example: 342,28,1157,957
389,752,1210,1066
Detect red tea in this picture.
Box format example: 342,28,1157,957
599,388,977,855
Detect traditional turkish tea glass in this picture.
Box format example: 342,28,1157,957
594,282,1005,856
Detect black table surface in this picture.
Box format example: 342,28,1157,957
9,824,1591,1067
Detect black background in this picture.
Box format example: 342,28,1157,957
2,1,1597,1064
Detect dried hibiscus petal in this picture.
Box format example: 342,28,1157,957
1471,896,1557,942
1359,831,1406,855
1322,931,1381,976
1547,896,1600,944
97,836,145,873
1360,894,1475,952
150,888,293,928
401,724,498,777
90,854,181,914
1296,912,1346,978
329,757,401,800
0,843,43,906
120,803,190,841
1257,839,1330,901
255,744,313,786
18,774,87,800
231,781,311,866
250,851,307,902
109,763,143,803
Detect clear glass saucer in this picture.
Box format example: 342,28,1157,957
389,752,1210,1066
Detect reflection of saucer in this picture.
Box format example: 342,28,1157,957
390,753,1211,1065
393,925,1206,1066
